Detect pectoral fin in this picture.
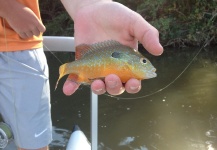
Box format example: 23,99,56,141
67,74,79,82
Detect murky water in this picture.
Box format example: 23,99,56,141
2,46,217,150
48,46,217,150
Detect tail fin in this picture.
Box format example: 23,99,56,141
55,63,68,90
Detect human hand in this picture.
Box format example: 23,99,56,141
1,0,45,39
62,1,163,96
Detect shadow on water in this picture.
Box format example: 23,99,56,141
3,46,216,150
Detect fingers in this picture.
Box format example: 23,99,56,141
18,21,46,39
125,78,141,94
37,22,46,33
63,74,141,96
19,30,38,39
91,75,125,95
104,74,125,95
90,75,142,95
91,80,106,95
63,74,126,96
131,13,163,56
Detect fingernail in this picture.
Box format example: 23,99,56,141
95,88,103,92
130,86,141,91
107,81,117,88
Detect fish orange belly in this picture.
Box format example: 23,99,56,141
73,64,135,83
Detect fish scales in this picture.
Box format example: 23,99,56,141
55,40,157,89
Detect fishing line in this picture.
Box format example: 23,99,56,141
43,44,64,64
44,36,214,100
107,36,215,100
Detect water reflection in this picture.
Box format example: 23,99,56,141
50,127,70,149
47,47,217,150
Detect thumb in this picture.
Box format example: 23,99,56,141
131,13,163,56
63,80,80,96
37,21,46,33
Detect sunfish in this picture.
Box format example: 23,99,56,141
55,40,156,89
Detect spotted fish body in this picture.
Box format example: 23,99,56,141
56,40,156,88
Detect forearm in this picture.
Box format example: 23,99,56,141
0,0,19,18
0,0,45,39
60,0,111,20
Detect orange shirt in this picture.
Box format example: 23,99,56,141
0,0,43,51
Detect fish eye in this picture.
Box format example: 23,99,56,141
140,58,147,64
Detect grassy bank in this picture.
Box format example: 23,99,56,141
39,0,217,47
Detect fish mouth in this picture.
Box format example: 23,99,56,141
147,68,157,78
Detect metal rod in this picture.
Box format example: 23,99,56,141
91,91,98,150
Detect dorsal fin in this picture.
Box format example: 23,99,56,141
75,40,127,59
75,44,91,60
90,40,123,50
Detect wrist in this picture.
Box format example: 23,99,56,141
60,0,112,20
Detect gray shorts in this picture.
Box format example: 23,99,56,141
0,48,52,149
